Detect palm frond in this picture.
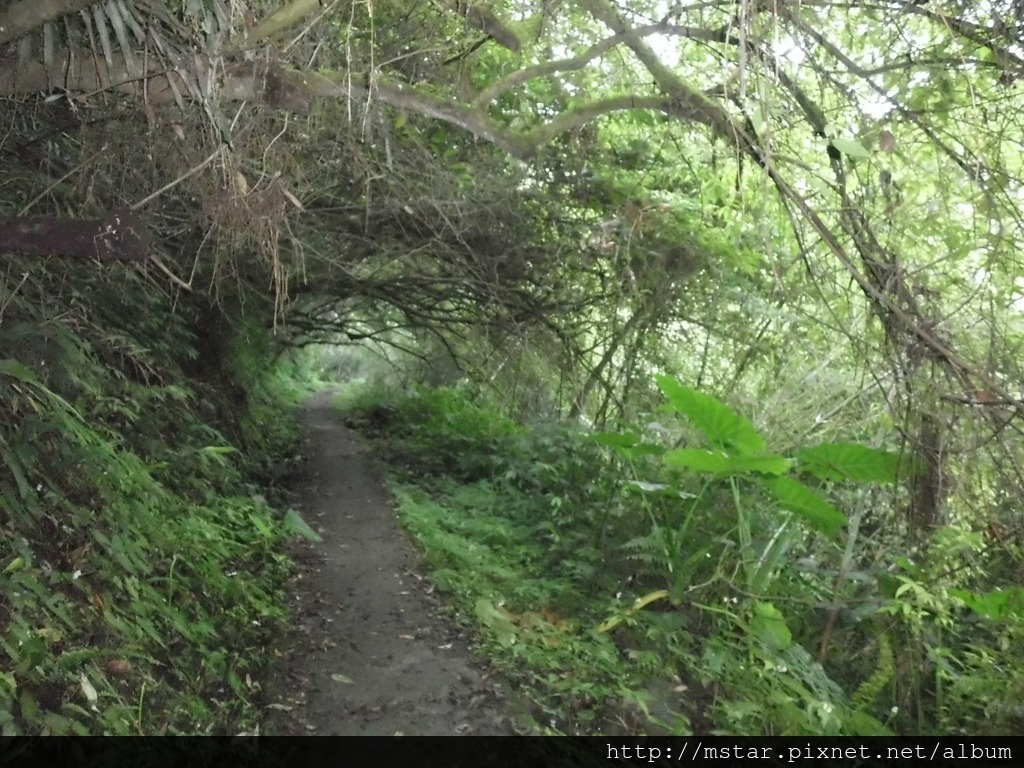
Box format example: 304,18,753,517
91,3,116,71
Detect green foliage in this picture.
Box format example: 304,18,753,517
653,378,858,536
336,376,1024,735
392,477,678,735
852,632,893,712
701,626,892,736
8,0,1024,739
657,375,768,454
950,586,1024,621
336,383,523,483
335,382,687,733
796,443,906,484
0,268,303,734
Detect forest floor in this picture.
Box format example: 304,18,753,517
262,389,515,735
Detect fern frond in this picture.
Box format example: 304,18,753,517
852,632,894,710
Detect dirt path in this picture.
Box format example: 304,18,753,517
264,390,514,735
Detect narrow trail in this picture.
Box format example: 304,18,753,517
264,390,514,735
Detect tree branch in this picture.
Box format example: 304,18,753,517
576,0,743,146
473,21,724,107
445,0,522,52
0,209,149,262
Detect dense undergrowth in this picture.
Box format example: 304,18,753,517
0,263,312,734
334,382,1024,736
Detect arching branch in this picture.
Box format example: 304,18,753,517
473,21,724,107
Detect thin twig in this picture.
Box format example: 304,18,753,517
131,148,221,210
147,253,193,292
19,147,107,216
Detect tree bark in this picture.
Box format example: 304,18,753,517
0,209,149,262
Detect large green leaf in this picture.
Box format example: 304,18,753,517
663,449,732,473
656,375,767,454
587,431,640,448
750,601,792,650
796,443,903,483
664,449,791,476
765,476,847,536
831,137,871,158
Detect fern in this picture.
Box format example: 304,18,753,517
620,533,675,582
852,632,894,711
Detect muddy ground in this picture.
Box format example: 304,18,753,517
262,390,518,735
